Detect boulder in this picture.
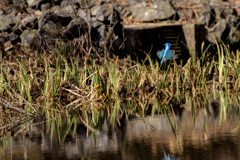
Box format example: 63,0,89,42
20,29,38,51
206,19,226,43
0,15,22,31
3,5,24,15
27,0,42,7
132,0,175,22
19,14,38,30
62,16,89,40
0,0,12,5
229,27,240,46
55,5,76,17
38,12,63,38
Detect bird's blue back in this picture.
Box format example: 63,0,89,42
157,43,178,68
163,151,176,160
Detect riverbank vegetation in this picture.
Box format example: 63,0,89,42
0,39,240,136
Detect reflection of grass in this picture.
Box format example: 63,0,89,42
1,39,240,136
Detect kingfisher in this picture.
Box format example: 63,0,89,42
157,43,177,68
163,150,176,160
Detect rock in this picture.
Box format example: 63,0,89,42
51,5,60,12
62,16,89,40
177,3,194,21
79,0,94,9
60,0,79,10
222,8,237,18
0,37,7,43
91,3,121,24
27,0,42,7
3,5,24,15
130,2,145,19
13,0,25,5
41,3,51,11
97,24,106,42
120,5,131,18
7,32,19,42
90,17,103,28
55,5,76,17
229,27,240,46
19,15,37,29
26,7,35,13
206,19,226,43
226,15,240,28
91,5,101,17
78,9,90,20
20,29,38,51
193,4,211,26
0,15,22,31
38,12,63,38
127,0,142,6
0,8,4,15
0,33,18,43
132,0,175,22
213,6,222,21
0,0,12,5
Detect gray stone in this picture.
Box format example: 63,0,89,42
19,14,37,29
7,32,19,42
78,9,90,21
133,0,175,22
194,4,211,25
60,0,79,9
26,7,35,14
177,8,193,20
194,4,210,16
91,5,101,17
0,15,22,31
127,0,142,6
210,0,224,6
206,19,226,43
0,9,4,16
90,17,103,28
0,0,12,5
20,29,38,51
27,0,42,7
13,0,25,5
41,3,51,11
226,15,240,28
62,16,89,40
38,12,63,38
55,5,76,17
3,5,23,15
91,3,120,23
222,8,237,18
131,2,146,18
199,13,211,26
0,32,18,43
78,0,94,9
97,24,106,42
51,5,60,12
229,27,240,45
0,36,7,43
213,6,223,21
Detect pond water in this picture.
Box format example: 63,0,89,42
1,93,240,160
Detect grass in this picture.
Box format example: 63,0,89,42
0,38,240,137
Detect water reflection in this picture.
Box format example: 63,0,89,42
1,92,240,160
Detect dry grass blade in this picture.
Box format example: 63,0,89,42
0,97,36,117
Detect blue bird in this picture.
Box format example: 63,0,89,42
157,43,177,68
163,150,176,160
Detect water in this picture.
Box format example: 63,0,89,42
1,94,240,160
